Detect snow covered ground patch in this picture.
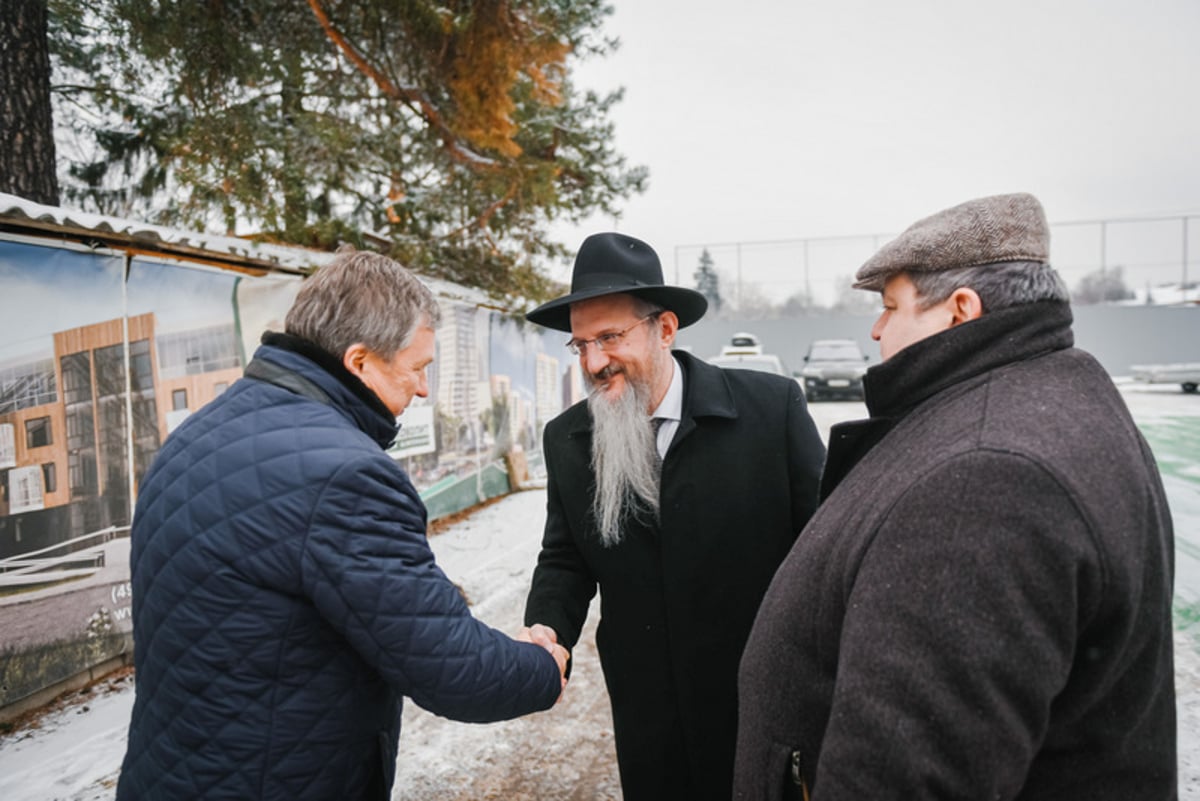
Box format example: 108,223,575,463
0,670,131,800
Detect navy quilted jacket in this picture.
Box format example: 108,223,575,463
117,335,561,801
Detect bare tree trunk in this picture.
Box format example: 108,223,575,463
0,0,60,205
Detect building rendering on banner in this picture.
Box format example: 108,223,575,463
0,312,245,559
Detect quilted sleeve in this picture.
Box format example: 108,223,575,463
301,453,561,722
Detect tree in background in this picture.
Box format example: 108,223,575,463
484,393,513,459
1073,265,1134,304
38,0,645,304
693,247,722,312
831,274,880,314
729,282,777,320
1,0,59,204
780,288,813,316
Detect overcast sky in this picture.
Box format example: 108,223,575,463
548,0,1200,297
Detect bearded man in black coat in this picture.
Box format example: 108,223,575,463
734,193,1177,800
522,232,826,800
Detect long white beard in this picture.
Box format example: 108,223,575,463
588,374,660,547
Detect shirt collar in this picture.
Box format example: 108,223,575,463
650,355,683,422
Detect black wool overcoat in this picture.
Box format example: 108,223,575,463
525,350,826,801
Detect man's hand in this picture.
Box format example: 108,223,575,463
517,624,569,700
525,623,559,649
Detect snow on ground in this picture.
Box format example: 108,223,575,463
0,384,1197,800
0,672,131,801
391,489,621,800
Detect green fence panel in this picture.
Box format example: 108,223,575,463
420,461,512,521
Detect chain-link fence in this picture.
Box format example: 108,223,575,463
674,214,1200,314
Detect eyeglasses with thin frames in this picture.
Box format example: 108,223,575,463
565,313,659,357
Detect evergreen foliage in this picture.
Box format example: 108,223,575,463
693,248,722,312
43,0,646,304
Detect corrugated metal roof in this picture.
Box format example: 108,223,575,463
0,192,335,276
0,192,494,305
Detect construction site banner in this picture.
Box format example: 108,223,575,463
0,216,581,717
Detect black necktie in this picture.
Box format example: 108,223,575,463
651,417,666,471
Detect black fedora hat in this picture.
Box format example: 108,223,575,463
526,232,709,332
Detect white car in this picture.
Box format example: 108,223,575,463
709,352,790,376
720,332,763,355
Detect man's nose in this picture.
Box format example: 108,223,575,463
581,342,610,373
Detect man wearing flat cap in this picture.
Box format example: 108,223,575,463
734,193,1177,800
522,231,825,800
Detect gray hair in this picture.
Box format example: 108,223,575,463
908,260,1070,313
627,295,666,318
627,295,667,338
285,249,441,358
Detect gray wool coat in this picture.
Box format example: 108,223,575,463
526,350,826,801
734,301,1177,801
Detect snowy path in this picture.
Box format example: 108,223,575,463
0,676,130,800
0,385,1197,799
0,489,623,801
391,488,622,800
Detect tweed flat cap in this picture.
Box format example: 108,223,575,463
854,192,1050,291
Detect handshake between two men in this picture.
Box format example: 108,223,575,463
516,623,569,699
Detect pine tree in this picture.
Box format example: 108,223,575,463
693,248,722,312
1073,265,1134,304
1,0,59,204
39,0,646,304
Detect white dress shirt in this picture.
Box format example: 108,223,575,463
649,356,684,460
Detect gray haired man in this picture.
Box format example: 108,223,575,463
119,250,567,801
734,193,1176,800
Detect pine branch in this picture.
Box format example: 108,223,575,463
305,0,501,172
438,179,521,241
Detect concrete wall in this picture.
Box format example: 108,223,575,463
677,304,1200,377
0,539,133,719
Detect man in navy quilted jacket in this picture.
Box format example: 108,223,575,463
117,250,567,801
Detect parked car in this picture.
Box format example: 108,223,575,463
721,331,763,355
801,338,869,401
711,333,805,392
1131,361,1200,394
709,352,791,377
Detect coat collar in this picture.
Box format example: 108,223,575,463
820,300,1074,499
252,333,400,448
863,300,1074,419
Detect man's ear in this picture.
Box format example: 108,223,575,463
342,342,370,378
948,288,984,326
657,311,680,347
